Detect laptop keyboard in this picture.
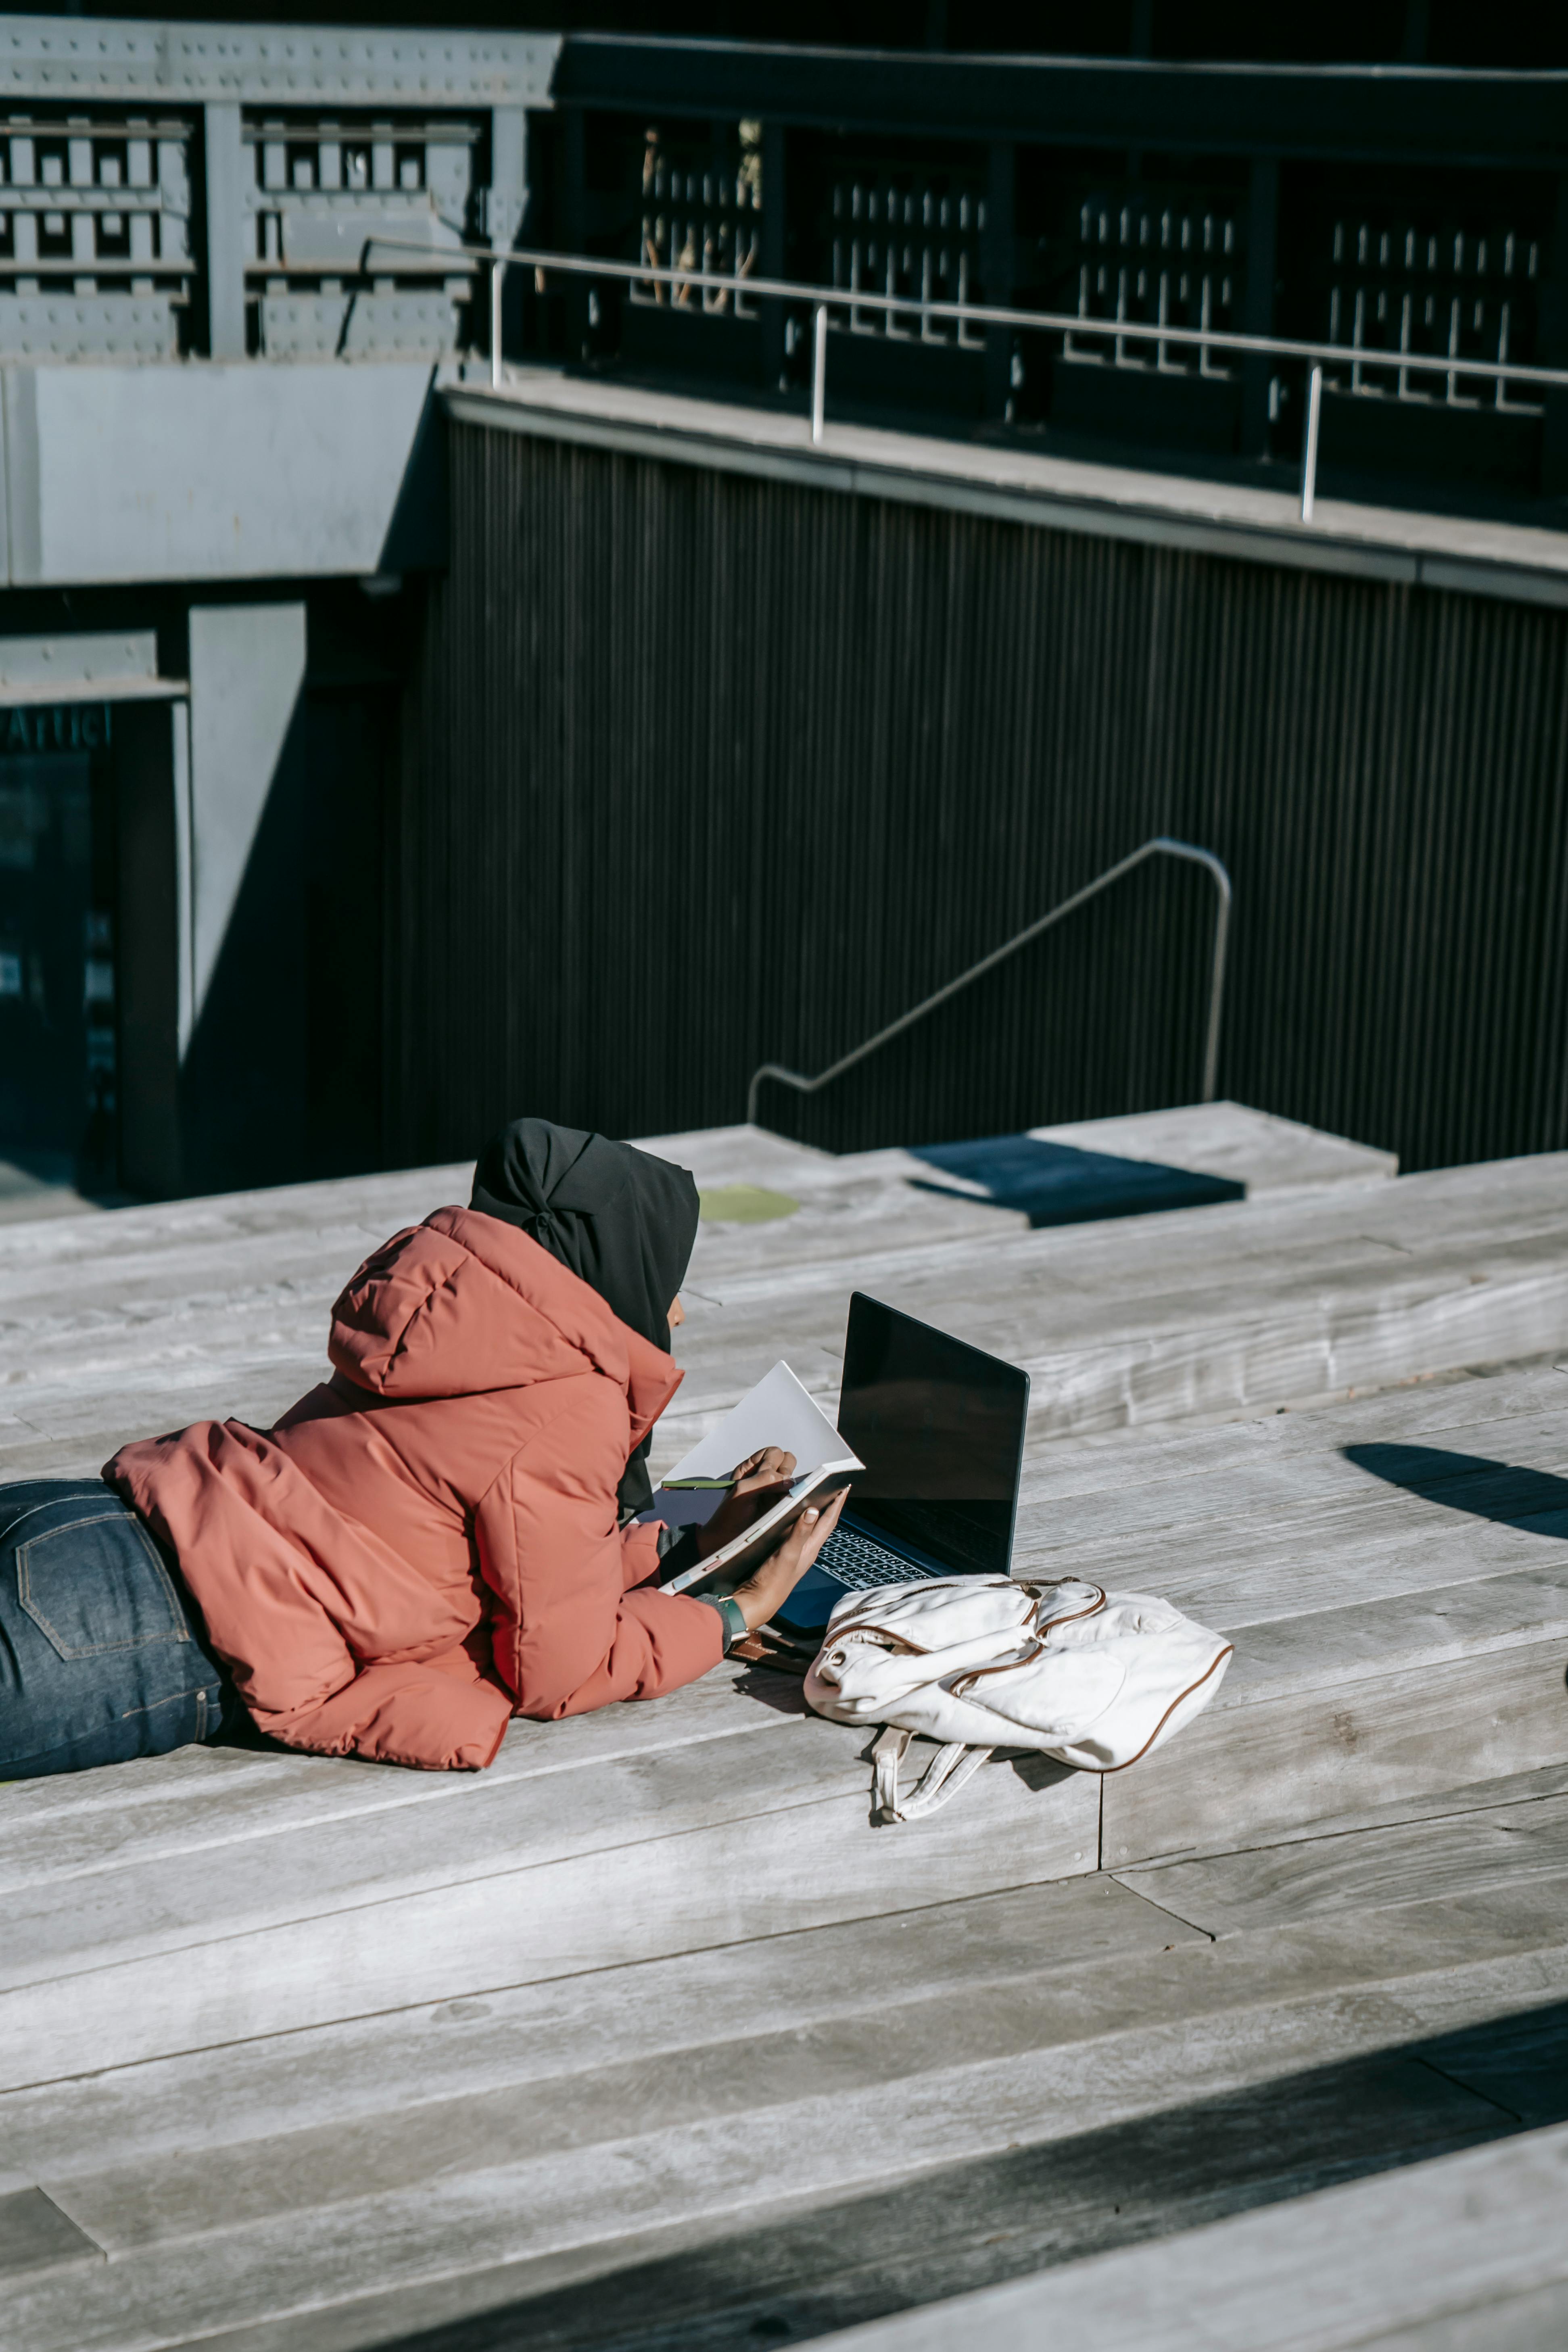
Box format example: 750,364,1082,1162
817,1524,937,1590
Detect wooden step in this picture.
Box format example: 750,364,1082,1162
3,1792,1563,2349
2,1127,1564,2350
4,1362,1565,2091
654,1149,1568,1460
806,2120,1568,2352
2,1356,1566,2022
1,1140,1559,1487
0,1673,1098,2087
651,1099,1397,1263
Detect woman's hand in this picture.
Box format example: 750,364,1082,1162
731,1486,849,1634
693,1447,798,1560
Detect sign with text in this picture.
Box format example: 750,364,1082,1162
0,703,113,754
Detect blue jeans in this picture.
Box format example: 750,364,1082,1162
0,1480,229,1778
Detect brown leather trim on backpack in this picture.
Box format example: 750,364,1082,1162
1019,1581,1107,1627
1099,1642,1234,1773
951,1584,1107,1692
822,1624,929,1656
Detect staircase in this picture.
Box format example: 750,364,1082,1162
0,1103,1565,2350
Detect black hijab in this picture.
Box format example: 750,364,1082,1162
470,1117,700,1518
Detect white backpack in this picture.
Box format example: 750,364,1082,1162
804,1577,1232,1824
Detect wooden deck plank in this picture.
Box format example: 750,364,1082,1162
191,2004,1560,2352
643,1104,1397,1203
1014,1360,1568,1502
0,2188,103,2283
0,1668,819,1886
10,1878,1565,2352
6,1384,1566,1977
1413,2001,1568,2131
6,1147,1563,1379
12,1838,1561,2214
1213,1565,1568,1698
1020,1102,1397,1193
185,2062,1518,2352
5,1598,1561,2083
1115,1795,1568,1935
0,1754,1098,2086
0,1715,1091,1987
5,1548,1558,1939
20,1368,1568,1633
1018,1489,1568,1632
1169,1757,1568,1850
7,1155,1568,1492
651,1182,1568,1452
0,1876,1193,2181
803,2121,1568,2352
1103,1640,1568,1867
1017,1392,1568,1527
38,2009,1510,2287
123,2191,1568,2352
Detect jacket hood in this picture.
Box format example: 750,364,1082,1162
328,1205,683,1446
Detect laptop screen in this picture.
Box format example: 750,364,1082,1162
835,1293,1030,1578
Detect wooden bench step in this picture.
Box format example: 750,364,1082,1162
5,1807,1563,2351
804,2117,1568,2352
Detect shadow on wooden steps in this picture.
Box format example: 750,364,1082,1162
8,1778,1568,2352
151,2001,1568,2352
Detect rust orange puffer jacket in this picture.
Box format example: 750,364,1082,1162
106,1207,722,1771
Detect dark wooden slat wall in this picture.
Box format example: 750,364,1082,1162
388,421,1568,1171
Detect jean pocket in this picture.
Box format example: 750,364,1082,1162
17,1510,190,1661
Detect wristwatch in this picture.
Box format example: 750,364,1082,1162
696,1592,748,1653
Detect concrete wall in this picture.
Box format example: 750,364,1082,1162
1,363,444,588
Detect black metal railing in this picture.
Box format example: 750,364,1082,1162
746,839,1232,1131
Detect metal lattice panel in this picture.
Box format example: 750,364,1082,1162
632,120,762,319
243,108,481,359
1063,188,1240,379
0,113,193,354
827,166,986,347
1323,212,1545,412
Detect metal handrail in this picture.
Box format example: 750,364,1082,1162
745,837,1232,1129
367,236,1568,524
372,235,1568,391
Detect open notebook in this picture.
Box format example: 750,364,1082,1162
642,1361,862,1595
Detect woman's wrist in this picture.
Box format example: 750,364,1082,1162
695,1592,748,1652
735,1575,788,1634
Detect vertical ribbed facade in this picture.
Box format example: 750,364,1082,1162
390,420,1568,1171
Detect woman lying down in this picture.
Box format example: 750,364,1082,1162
0,1117,848,1780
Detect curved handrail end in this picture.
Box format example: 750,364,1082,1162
745,836,1233,1127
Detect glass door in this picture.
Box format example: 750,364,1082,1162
0,750,117,1188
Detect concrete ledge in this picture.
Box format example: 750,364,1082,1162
446,368,1568,608
2,359,442,585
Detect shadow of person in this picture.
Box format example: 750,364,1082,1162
1344,1443,1568,1535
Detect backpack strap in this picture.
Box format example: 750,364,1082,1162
871,1725,993,1824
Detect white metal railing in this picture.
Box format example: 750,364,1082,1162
368,236,1568,531
745,838,1232,1130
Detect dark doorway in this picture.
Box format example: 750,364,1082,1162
0,731,118,1192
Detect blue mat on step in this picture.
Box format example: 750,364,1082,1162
906,1134,1245,1229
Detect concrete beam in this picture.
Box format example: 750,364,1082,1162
187,601,304,1028
0,360,443,585
0,19,558,107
